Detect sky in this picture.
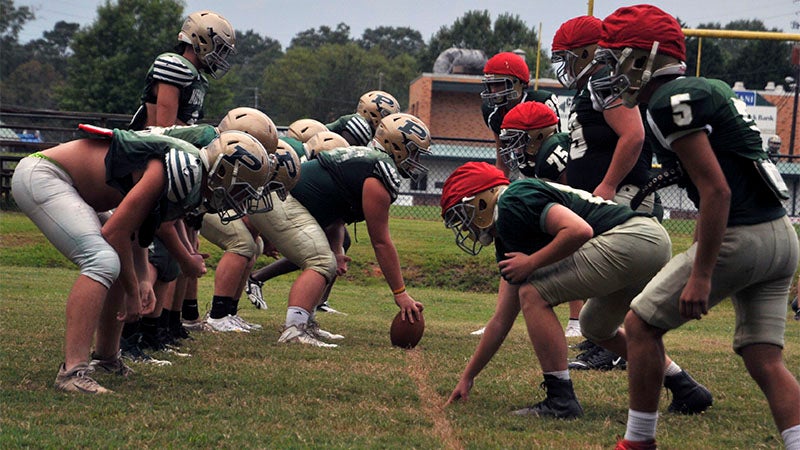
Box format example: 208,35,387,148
17,0,799,55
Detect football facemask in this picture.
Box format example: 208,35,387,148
480,75,524,106
442,187,501,256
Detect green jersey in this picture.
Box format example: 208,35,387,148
646,77,785,225
520,132,570,181
129,52,209,130
143,124,219,148
279,136,308,161
291,147,401,227
483,88,562,135
495,179,646,262
326,113,373,146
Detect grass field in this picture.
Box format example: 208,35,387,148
1,211,798,449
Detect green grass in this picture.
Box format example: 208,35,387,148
1,212,799,449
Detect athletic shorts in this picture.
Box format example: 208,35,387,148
631,215,798,353
247,192,336,282
527,216,672,341
148,236,180,282
200,213,259,258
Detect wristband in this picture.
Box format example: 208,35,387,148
392,286,406,295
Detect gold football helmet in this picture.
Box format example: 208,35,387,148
443,186,505,256
304,131,349,160
286,118,328,143
268,140,302,201
218,107,278,153
371,113,431,181
499,124,558,173
356,90,401,131
178,10,236,79
199,130,273,222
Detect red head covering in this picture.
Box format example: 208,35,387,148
440,162,510,215
483,52,530,82
501,102,558,131
598,4,686,61
552,15,602,52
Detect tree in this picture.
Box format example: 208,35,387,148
260,43,417,126
289,23,351,49
1,60,62,108
359,26,425,60
25,21,80,78
58,0,184,113
420,11,545,75
0,0,35,79
226,30,283,110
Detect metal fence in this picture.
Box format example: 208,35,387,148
4,106,800,238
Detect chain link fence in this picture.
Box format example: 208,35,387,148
393,137,800,237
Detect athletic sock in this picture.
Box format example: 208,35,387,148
210,295,232,319
624,409,658,442
544,370,570,380
781,424,800,450
286,307,310,328
182,299,199,321
664,361,682,377
168,309,182,334
121,320,141,340
229,298,240,316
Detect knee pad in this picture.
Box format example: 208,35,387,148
80,247,120,289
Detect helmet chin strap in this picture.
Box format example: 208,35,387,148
640,41,660,86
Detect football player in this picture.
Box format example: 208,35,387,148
247,112,430,347
481,52,561,176
326,90,401,146
11,128,270,393
588,6,800,450
441,162,708,420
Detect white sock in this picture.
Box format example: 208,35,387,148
567,318,580,328
624,409,658,442
664,361,682,377
782,424,800,450
285,307,310,328
545,370,570,380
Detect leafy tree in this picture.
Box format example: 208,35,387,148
289,23,351,49
1,60,62,108
25,21,80,78
227,30,283,110
0,0,35,79
58,0,184,113
420,11,546,76
260,43,416,125
359,26,426,60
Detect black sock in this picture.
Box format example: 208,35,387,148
210,295,232,319
229,298,240,316
158,309,170,330
121,320,141,339
141,316,159,337
168,309,182,333
182,299,199,321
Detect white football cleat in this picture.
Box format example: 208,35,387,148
278,324,337,347
470,326,486,336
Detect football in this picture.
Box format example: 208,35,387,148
390,310,425,349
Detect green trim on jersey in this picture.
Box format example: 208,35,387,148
143,124,219,148
292,147,402,227
279,136,307,160
647,77,785,225
495,179,646,262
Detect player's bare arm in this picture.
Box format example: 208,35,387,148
362,177,422,322
595,104,645,200
672,131,730,319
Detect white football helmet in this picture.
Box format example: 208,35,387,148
218,107,278,153
268,140,302,201
199,130,273,223
371,113,431,182
304,131,349,160
356,90,401,131
178,10,236,79
286,118,328,143
443,186,505,256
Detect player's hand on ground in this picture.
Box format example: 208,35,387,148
446,378,474,406
498,252,534,284
394,292,423,323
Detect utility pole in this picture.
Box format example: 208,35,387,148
251,87,259,109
